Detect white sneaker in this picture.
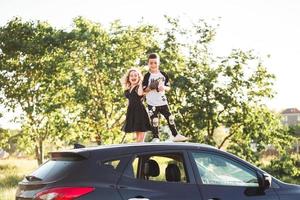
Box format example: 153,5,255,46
151,138,160,143
172,134,189,142
165,135,174,142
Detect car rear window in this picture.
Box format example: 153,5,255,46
28,160,76,182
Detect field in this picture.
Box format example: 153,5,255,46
0,159,37,200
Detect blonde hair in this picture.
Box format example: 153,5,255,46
121,67,143,90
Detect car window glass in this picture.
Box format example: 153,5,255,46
30,160,74,182
132,157,139,179
126,153,188,183
103,159,121,171
192,152,258,187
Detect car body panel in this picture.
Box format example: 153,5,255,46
15,142,300,200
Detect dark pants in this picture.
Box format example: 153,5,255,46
148,105,178,138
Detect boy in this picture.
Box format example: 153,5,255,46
143,53,188,142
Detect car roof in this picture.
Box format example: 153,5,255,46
54,142,217,155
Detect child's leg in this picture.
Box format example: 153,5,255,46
136,132,145,142
160,105,178,136
148,105,160,138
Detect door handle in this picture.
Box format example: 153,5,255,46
128,198,149,200
208,198,220,200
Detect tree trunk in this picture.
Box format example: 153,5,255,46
35,139,44,165
35,145,40,166
205,119,215,145
95,131,102,145
39,138,44,164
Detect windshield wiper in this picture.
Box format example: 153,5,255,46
25,175,42,182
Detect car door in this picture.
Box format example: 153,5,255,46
117,151,203,200
189,150,279,200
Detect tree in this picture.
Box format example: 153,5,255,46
227,106,294,164
67,17,158,144
1,16,293,169
263,152,300,184
146,17,294,168
0,128,10,150
0,18,73,164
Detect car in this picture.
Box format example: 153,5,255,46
16,142,300,200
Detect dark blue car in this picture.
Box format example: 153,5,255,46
16,143,300,200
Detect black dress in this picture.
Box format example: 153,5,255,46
122,86,151,133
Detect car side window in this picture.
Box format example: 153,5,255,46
191,152,259,187
103,160,120,169
125,153,188,183
102,159,121,171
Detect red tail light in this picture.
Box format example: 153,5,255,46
34,187,95,200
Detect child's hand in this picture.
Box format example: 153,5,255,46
157,79,164,92
138,79,143,85
149,79,159,90
158,85,165,92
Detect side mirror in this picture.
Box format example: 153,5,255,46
257,172,271,190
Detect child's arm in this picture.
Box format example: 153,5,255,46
137,82,144,96
142,72,153,93
143,86,151,93
158,85,170,92
158,71,171,92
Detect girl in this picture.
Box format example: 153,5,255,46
121,68,151,142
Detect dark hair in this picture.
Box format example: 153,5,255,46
148,53,160,61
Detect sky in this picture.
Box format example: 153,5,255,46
0,0,300,129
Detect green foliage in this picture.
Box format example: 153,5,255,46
0,128,25,154
0,16,295,174
263,153,300,184
0,128,10,150
159,18,293,171
66,17,159,144
288,124,300,137
227,106,294,164
0,17,74,164
0,17,159,163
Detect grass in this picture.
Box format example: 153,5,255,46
0,158,37,200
